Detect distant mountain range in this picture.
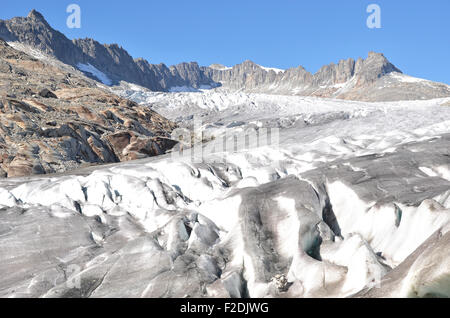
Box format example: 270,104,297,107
1,9,449,101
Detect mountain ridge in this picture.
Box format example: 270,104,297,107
1,10,449,101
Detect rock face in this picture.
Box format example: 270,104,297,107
0,38,176,178
1,10,449,101
0,10,218,91
0,10,79,64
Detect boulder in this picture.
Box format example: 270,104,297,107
38,88,57,99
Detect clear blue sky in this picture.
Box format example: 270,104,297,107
2,0,449,84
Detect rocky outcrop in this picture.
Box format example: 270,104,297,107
0,38,176,178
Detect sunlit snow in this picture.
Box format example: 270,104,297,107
77,63,112,85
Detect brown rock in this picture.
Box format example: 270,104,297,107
123,137,162,160
7,156,45,177
106,132,132,159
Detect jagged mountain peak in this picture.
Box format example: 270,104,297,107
209,63,229,70
367,51,385,58
25,9,50,28
104,43,125,50
172,61,200,67
362,51,401,72
365,51,399,69
27,9,46,21
238,60,263,69
134,57,147,63
355,51,403,83
241,59,257,65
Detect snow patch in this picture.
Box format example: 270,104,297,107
259,65,285,74
389,72,432,84
77,63,112,85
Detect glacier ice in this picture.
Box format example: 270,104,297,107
0,92,449,298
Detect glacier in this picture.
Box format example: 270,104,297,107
0,88,449,298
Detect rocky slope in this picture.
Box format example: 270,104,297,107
2,10,449,101
0,38,176,178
